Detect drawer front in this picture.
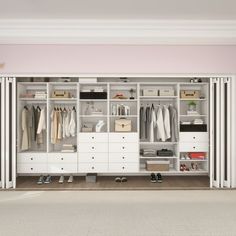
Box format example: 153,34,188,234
78,163,108,173
17,164,48,174
109,163,139,173
109,143,138,153
17,153,47,164
180,132,208,143
79,153,108,163
109,133,138,143
79,143,108,153
109,152,139,163
78,133,108,143
48,153,77,163
48,164,77,173
179,143,209,152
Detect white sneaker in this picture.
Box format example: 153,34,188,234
59,175,64,184
68,175,73,183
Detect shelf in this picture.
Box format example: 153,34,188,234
140,156,178,159
110,115,138,117
49,98,77,101
140,142,178,145
139,168,178,173
180,99,207,101
80,115,107,118
180,115,207,117
110,99,137,102
19,98,47,101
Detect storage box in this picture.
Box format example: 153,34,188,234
86,173,97,183
143,89,158,96
80,92,107,99
115,119,132,132
180,124,207,132
180,90,200,99
146,160,170,171
159,88,175,96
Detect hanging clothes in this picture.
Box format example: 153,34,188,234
21,107,29,151
145,106,151,140
65,110,71,138
37,108,46,144
156,105,165,142
163,105,171,140
69,109,76,137
149,105,156,142
169,105,178,142
57,110,63,141
139,106,146,140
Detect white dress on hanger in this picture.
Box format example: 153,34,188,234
156,106,165,142
163,105,171,140
69,109,76,137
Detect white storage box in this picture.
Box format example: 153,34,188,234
146,160,170,171
143,89,158,96
159,88,175,96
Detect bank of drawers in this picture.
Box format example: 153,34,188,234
179,132,209,152
78,133,109,172
109,133,139,173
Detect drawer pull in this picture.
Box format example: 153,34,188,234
30,158,33,161
92,166,94,170
61,168,64,170
122,167,125,169
122,147,125,149
30,168,33,170
193,137,196,139
92,147,95,149
92,157,94,160
122,137,125,139
122,156,125,159
193,147,196,149
92,137,94,139
61,158,64,160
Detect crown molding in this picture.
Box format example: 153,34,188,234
1,19,236,44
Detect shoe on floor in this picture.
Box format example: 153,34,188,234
115,177,122,183
59,175,64,184
121,177,127,182
68,175,73,183
150,173,156,183
44,175,52,184
156,173,163,183
37,175,45,185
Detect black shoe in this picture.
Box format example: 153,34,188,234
150,173,156,183
115,177,122,183
156,173,163,183
121,177,127,182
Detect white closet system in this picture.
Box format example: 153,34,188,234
0,76,235,189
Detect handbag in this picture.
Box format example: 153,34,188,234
115,119,132,132
52,91,71,98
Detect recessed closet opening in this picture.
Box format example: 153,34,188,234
2,75,231,189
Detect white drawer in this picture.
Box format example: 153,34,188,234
17,164,48,174
17,153,47,164
78,133,108,143
109,153,139,163
48,153,77,163
79,143,108,153
78,163,108,173
180,132,208,143
48,163,77,173
109,143,138,153
109,133,138,143
179,143,209,152
109,163,139,172
79,153,108,163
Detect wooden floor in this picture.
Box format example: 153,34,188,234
15,176,210,190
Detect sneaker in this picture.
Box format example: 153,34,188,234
156,173,163,183
150,173,156,183
59,175,64,184
115,177,122,183
121,177,127,182
37,175,45,185
68,175,73,183
44,175,52,184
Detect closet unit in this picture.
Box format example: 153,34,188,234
0,76,234,189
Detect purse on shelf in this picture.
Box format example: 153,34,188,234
52,91,71,98
115,119,132,132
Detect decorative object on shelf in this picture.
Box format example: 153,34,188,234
52,90,71,98
159,88,175,96
115,118,132,132
142,89,158,96
189,152,206,160
180,90,200,99
84,102,103,116
190,79,194,83
112,104,130,116
120,77,129,83
198,78,202,83
112,93,128,99
95,120,105,132
129,88,135,99
188,101,197,111
81,123,93,132
80,91,107,99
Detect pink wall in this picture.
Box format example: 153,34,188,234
1,45,236,74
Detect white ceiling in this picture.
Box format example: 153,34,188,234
1,0,236,20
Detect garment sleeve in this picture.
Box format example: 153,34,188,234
37,109,46,134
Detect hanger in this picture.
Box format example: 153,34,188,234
24,105,28,110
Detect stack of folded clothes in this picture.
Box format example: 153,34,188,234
20,93,34,98
140,149,157,157
157,149,174,157
61,144,76,153
34,91,47,99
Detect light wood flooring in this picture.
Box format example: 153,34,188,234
15,176,210,190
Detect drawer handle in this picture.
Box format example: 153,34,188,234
122,156,125,159
30,158,33,161
92,137,94,139
92,166,94,170
92,157,95,160
193,137,196,139
193,147,196,149
61,158,64,160
122,147,125,149
61,168,64,170
122,137,125,139
122,167,125,169
30,168,33,170
92,147,95,149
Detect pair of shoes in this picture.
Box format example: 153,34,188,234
180,154,191,160
37,175,52,185
115,177,127,182
150,173,163,183
112,93,128,99
59,175,74,184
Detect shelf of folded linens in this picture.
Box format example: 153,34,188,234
140,156,178,159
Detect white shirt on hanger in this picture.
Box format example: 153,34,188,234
156,106,166,142
37,108,46,134
69,109,76,137
163,105,171,140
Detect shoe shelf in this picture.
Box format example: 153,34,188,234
139,156,179,159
